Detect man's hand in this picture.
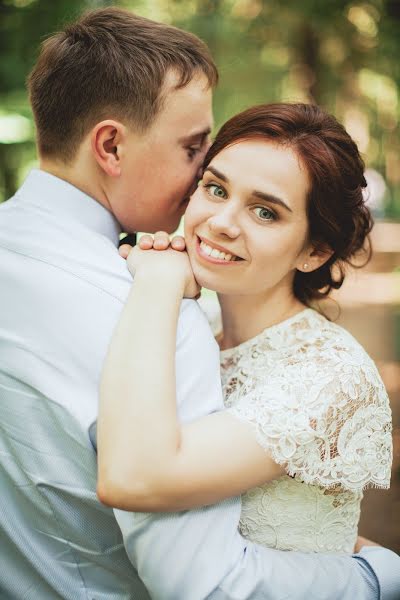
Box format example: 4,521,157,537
354,535,381,553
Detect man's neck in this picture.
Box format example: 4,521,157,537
39,157,112,213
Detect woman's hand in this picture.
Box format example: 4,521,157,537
119,231,186,258
120,233,199,299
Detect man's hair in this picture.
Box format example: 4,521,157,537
28,7,218,162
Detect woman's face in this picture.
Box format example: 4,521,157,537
184,139,313,297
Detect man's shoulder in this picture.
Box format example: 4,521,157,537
177,299,219,356
178,298,212,332
0,196,132,302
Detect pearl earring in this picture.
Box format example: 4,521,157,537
303,263,309,270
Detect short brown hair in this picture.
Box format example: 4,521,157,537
28,7,218,162
205,103,372,306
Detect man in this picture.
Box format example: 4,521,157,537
0,7,398,599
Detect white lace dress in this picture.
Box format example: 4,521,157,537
219,308,392,554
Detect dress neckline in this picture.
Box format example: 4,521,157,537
219,307,316,358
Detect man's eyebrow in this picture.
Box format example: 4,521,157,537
179,128,211,144
204,166,293,213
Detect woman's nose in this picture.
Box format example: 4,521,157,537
207,210,240,238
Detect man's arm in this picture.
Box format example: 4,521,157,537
115,499,400,600
355,535,381,553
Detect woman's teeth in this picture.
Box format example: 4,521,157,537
200,240,237,262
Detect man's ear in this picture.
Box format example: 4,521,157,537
297,242,334,274
91,120,127,177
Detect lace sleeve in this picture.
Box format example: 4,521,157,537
227,352,393,492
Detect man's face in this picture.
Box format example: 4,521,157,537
110,72,213,234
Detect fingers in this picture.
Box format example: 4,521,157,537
119,244,133,259
170,235,186,251
138,232,171,251
134,232,186,253
153,231,171,250
138,234,155,250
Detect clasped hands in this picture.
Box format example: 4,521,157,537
120,231,201,299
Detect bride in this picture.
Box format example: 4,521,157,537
97,103,392,554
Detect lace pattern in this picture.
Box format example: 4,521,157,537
220,308,392,552
239,477,363,553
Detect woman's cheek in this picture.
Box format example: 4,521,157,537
183,214,195,241
184,194,206,232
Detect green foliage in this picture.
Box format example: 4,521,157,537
1,0,399,216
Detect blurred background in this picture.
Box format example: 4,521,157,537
1,0,399,552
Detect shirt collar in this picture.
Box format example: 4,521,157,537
16,169,122,246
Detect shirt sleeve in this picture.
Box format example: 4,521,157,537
226,351,392,492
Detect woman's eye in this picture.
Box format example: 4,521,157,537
253,206,276,221
205,183,227,199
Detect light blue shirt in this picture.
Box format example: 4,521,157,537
0,169,398,599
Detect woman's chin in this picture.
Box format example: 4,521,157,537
192,269,230,295
191,268,214,292
188,248,236,294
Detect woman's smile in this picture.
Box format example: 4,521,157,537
195,235,245,265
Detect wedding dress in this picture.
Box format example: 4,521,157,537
218,308,392,553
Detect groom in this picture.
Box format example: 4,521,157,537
0,7,398,599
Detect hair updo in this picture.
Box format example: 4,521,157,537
204,103,372,306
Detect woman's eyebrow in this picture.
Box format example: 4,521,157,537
252,191,293,213
204,166,228,182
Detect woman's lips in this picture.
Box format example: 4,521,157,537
195,236,243,265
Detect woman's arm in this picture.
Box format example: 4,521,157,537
97,245,284,512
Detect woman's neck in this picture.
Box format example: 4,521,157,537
218,285,306,350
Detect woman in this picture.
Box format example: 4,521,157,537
97,103,392,554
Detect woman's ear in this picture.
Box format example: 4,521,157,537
297,242,334,273
90,120,127,177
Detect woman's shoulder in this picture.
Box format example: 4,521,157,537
294,309,381,377
249,308,389,412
